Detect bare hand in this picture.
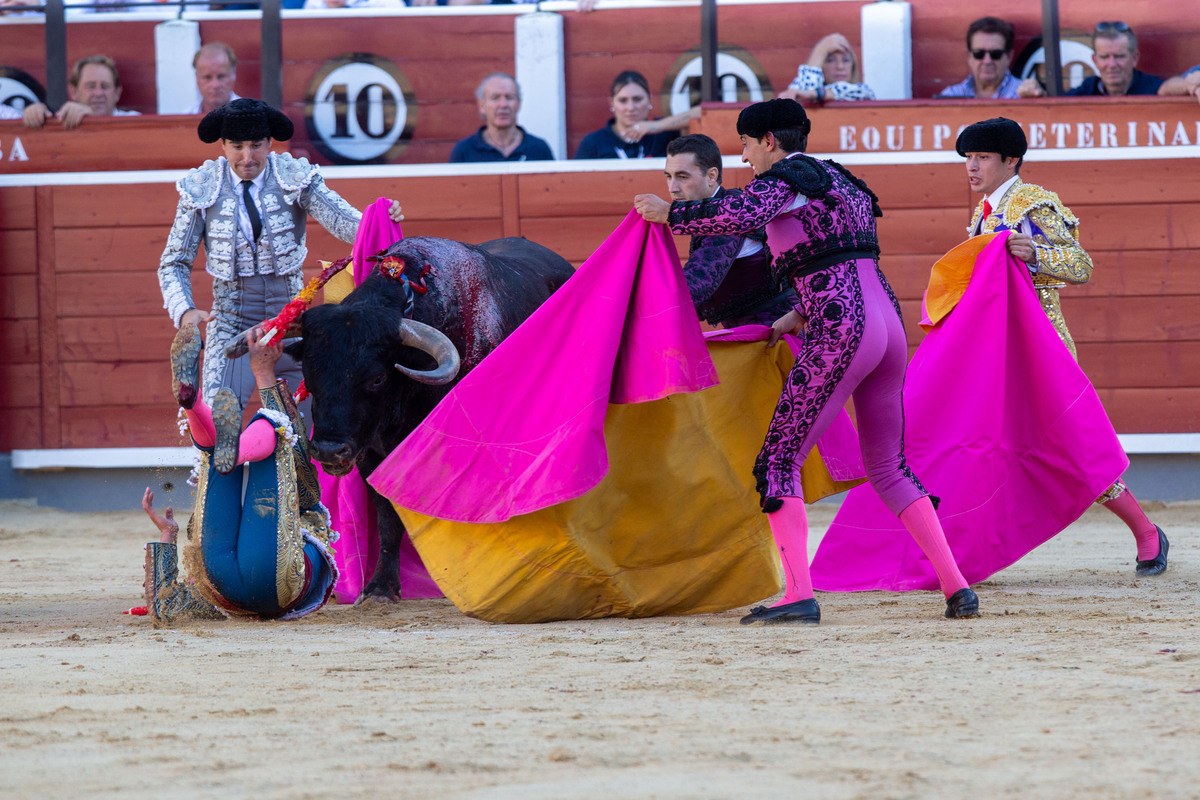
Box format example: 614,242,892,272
1017,77,1046,98
778,87,818,102
248,325,285,389
1006,232,1037,265
142,487,179,544
633,193,671,224
386,199,404,223
181,308,215,332
55,100,91,130
22,102,52,129
768,309,806,346
808,33,852,68
624,120,658,143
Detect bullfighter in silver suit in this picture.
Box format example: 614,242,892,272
158,98,402,408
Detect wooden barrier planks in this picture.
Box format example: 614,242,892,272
2,108,1198,450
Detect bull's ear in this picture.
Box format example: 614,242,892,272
283,338,304,362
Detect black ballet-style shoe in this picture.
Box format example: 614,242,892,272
945,587,979,619
1135,527,1170,577
170,323,202,410
212,388,242,475
739,597,821,625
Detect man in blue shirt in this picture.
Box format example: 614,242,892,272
449,72,554,163
1021,21,1164,97
936,17,1023,99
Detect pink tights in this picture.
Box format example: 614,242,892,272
1103,488,1160,560
185,400,277,465
767,494,968,607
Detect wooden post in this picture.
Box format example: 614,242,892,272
700,0,718,102
1041,0,1064,97
35,186,60,449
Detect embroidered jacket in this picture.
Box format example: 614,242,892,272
969,178,1093,288
683,189,787,325
669,153,881,283
158,152,361,326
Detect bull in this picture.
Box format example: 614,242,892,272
286,236,575,602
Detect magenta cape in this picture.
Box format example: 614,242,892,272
370,210,719,523
317,197,441,603
809,232,1129,592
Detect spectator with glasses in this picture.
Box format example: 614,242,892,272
1020,21,1164,97
936,17,1022,99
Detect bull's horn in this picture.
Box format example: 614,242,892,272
395,319,460,385
223,323,301,359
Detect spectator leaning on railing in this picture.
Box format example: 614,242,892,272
1019,21,1164,97
778,33,875,103
1158,64,1200,104
22,54,140,129
936,16,1022,99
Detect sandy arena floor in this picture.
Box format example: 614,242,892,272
0,499,1196,799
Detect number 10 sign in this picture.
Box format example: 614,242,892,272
304,54,416,165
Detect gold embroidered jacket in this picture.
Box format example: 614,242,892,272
968,178,1093,288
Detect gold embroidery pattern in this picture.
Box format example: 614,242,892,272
274,437,307,609
1036,286,1077,360
1096,480,1126,504
1004,184,1093,286
258,380,321,509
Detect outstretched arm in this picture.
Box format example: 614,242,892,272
667,176,795,237
142,487,179,544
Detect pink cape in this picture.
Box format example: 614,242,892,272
809,232,1129,591
318,197,441,603
370,210,719,522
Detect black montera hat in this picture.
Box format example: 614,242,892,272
955,117,1027,159
736,98,811,139
197,98,294,144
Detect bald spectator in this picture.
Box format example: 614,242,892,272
185,43,241,115
449,72,553,163
937,17,1022,99
1020,21,1164,97
23,55,139,129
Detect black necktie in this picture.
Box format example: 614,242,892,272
242,180,262,243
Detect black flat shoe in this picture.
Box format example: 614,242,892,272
212,388,242,475
945,587,979,619
170,323,201,410
1135,527,1169,577
739,597,820,625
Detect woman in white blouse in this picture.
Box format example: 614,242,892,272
778,33,875,103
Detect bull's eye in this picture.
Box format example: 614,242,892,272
366,373,387,392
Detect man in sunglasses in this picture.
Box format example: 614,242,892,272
936,16,1022,99
1021,21,1164,97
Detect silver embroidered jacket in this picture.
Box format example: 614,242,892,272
158,152,362,326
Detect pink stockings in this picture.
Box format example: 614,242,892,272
766,498,813,605
1103,488,1160,560
767,494,968,607
896,496,969,598
185,399,277,465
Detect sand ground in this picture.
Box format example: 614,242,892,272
0,499,1196,799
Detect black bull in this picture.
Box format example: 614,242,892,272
285,236,574,601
